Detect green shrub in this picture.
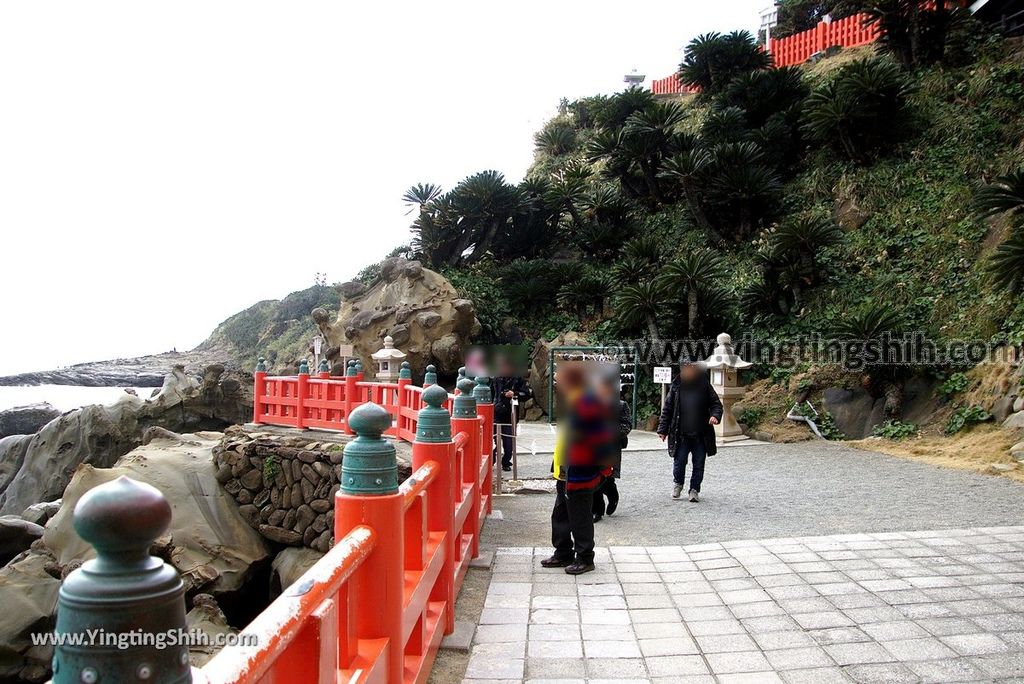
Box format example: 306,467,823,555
263,455,279,482
817,411,846,441
938,372,970,399
944,405,991,434
737,407,767,429
872,420,918,440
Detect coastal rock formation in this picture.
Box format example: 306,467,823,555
0,403,61,439
0,349,232,388
0,364,252,515
214,427,412,552
0,432,269,681
315,258,480,378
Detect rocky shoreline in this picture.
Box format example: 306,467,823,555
0,348,236,387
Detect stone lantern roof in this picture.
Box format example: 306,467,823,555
371,335,407,363
704,333,752,369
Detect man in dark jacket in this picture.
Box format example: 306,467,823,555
491,364,532,471
657,361,723,502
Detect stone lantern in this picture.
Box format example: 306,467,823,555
371,335,406,382
704,332,752,443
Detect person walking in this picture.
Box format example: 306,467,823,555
657,360,723,502
541,364,615,575
593,396,631,522
491,358,532,472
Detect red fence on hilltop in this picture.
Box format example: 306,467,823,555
195,370,494,683
770,13,879,67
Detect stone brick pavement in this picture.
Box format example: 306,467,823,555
462,527,1024,683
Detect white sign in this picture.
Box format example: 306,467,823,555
653,366,673,384
337,344,354,357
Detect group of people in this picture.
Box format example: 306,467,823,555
537,360,723,576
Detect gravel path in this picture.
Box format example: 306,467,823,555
484,441,1024,550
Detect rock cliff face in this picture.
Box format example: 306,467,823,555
0,404,61,439
0,349,231,387
0,364,252,515
314,258,480,379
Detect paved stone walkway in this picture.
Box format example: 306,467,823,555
464,527,1024,683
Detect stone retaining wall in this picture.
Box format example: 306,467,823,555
213,427,412,552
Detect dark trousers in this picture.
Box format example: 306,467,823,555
592,477,619,516
551,480,595,564
493,421,514,468
673,435,707,491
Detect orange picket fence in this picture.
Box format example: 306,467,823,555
197,377,495,684
770,13,878,67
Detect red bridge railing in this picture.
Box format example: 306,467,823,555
770,13,878,67
196,374,494,684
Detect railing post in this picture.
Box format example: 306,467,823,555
319,358,331,379
334,402,404,681
297,359,310,430
54,476,190,684
253,357,267,424
344,360,358,435
473,376,494,512
451,377,481,559
423,364,437,388
398,361,412,413
413,385,456,633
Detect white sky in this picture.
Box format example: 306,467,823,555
0,1,762,376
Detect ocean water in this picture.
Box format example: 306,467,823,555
0,385,159,413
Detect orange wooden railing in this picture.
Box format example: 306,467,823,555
198,377,494,684
650,74,699,95
254,369,453,439
770,13,879,67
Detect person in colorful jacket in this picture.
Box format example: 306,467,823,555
541,363,615,576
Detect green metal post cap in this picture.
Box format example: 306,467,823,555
457,366,466,381
399,361,411,379
298,359,310,375
256,357,267,372
341,402,398,495
453,377,478,418
319,358,330,373
346,359,358,377
473,375,492,403
423,364,438,386
73,476,171,561
57,476,188,684
416,384,451,443
354,360,363,372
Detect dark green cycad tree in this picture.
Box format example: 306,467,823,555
678,31,772,96
975,170,1024,294
705,142,783,240
834,302,909,417
760,215,844,309
802,58,915,163
658,250,729,336
534,124,577,157
614,280,671,339
718,68,810,129
862,0,975,69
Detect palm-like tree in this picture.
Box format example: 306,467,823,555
678,31,772,95
612,255,657,285
661,149,718,240
402,182,443,211
535,125,577,156
615,280,670,339
975,171,1024,231
448,170,522,264
833,301,908,417
987,233,1024,294
768,216,844,273
659,250,728,335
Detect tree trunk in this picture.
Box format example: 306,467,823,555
687,288,699,336
467,218,502,263
646,316,660,341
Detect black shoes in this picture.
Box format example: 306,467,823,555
606,500,617,515
502,465,512,472
593,514,603,523
565,561,595,575
540,556,573,568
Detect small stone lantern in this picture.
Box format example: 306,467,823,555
371,335,406,382
704,332,752,443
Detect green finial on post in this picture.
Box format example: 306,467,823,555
256,357,266,372
457,366,466,382
298,359,309,375
416,385,452,443
399,361,411,380
453,377,478,418
473,375,492,403
319,358,330,374
346,359,357,377
355,359,364,374
423,364,437,386
55,476,190,684
341,402,398,495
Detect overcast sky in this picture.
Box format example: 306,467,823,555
0,1,763,376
